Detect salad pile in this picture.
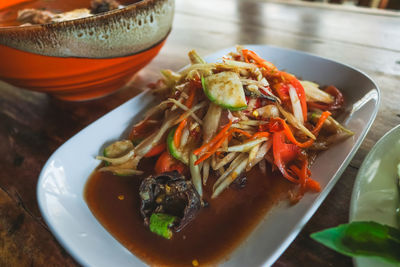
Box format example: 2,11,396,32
96,46,353,203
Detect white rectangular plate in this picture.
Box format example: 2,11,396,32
37,45,380,267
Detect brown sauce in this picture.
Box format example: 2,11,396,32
84,158,294,266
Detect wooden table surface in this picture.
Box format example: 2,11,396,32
1,0,399,266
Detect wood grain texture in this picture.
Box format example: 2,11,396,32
0,0,399,266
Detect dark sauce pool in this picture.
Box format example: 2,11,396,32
84,158,294,266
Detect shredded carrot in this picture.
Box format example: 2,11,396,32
274,111,331,148
299,159,308,186
194,128,254,163
289,162,307,202
185,86,196,108
290,158,321,194
193,120,232,156
195,132,230,165
290,165,305,201
249,131,270,140
174,119,187,148
273,118,313,148
290,165,305,188
174,88,197,147
230,128,252,138
242,49,251,63
305,179,321,192
311,111,332,135
192,122,251,165
242,49,278,75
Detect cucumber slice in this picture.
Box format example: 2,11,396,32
167,127,189,165
202,71,247,111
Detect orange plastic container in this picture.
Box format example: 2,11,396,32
0,41,165,101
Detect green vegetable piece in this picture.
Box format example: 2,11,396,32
103,148,110,166
202,72,247,111
149,213,177,239
167,127,189,165
311,221,400,264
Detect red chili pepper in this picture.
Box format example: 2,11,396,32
155,151,185,174
269,111,331,149
280,72,308,122
242,49,278,75
272,82,290,102
248,131,270,140
128,120,148,140
128,120,160,142
290,158,321,203
272,131,300,184
280,143,301,163
307,102,329,110
144,143,166,158
267,119,283,132
308,85,344,111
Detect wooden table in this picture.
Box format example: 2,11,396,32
1,0,399,265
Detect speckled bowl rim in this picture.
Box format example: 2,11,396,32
0,0,157,30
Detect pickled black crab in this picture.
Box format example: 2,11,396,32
139,171,201,239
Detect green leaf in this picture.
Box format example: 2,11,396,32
149,213,177,240
311,221,400,264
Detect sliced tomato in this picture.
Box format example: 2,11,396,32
128,120,160,142
272,131,299,184
267,119,284,132
144,143,166,158
155,151,185,174
280,143,301,164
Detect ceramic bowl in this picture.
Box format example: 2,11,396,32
0,0,174,101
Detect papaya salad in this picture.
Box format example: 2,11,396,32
95,46,353,236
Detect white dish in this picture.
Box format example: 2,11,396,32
37,44,380,266
350,124,400,267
